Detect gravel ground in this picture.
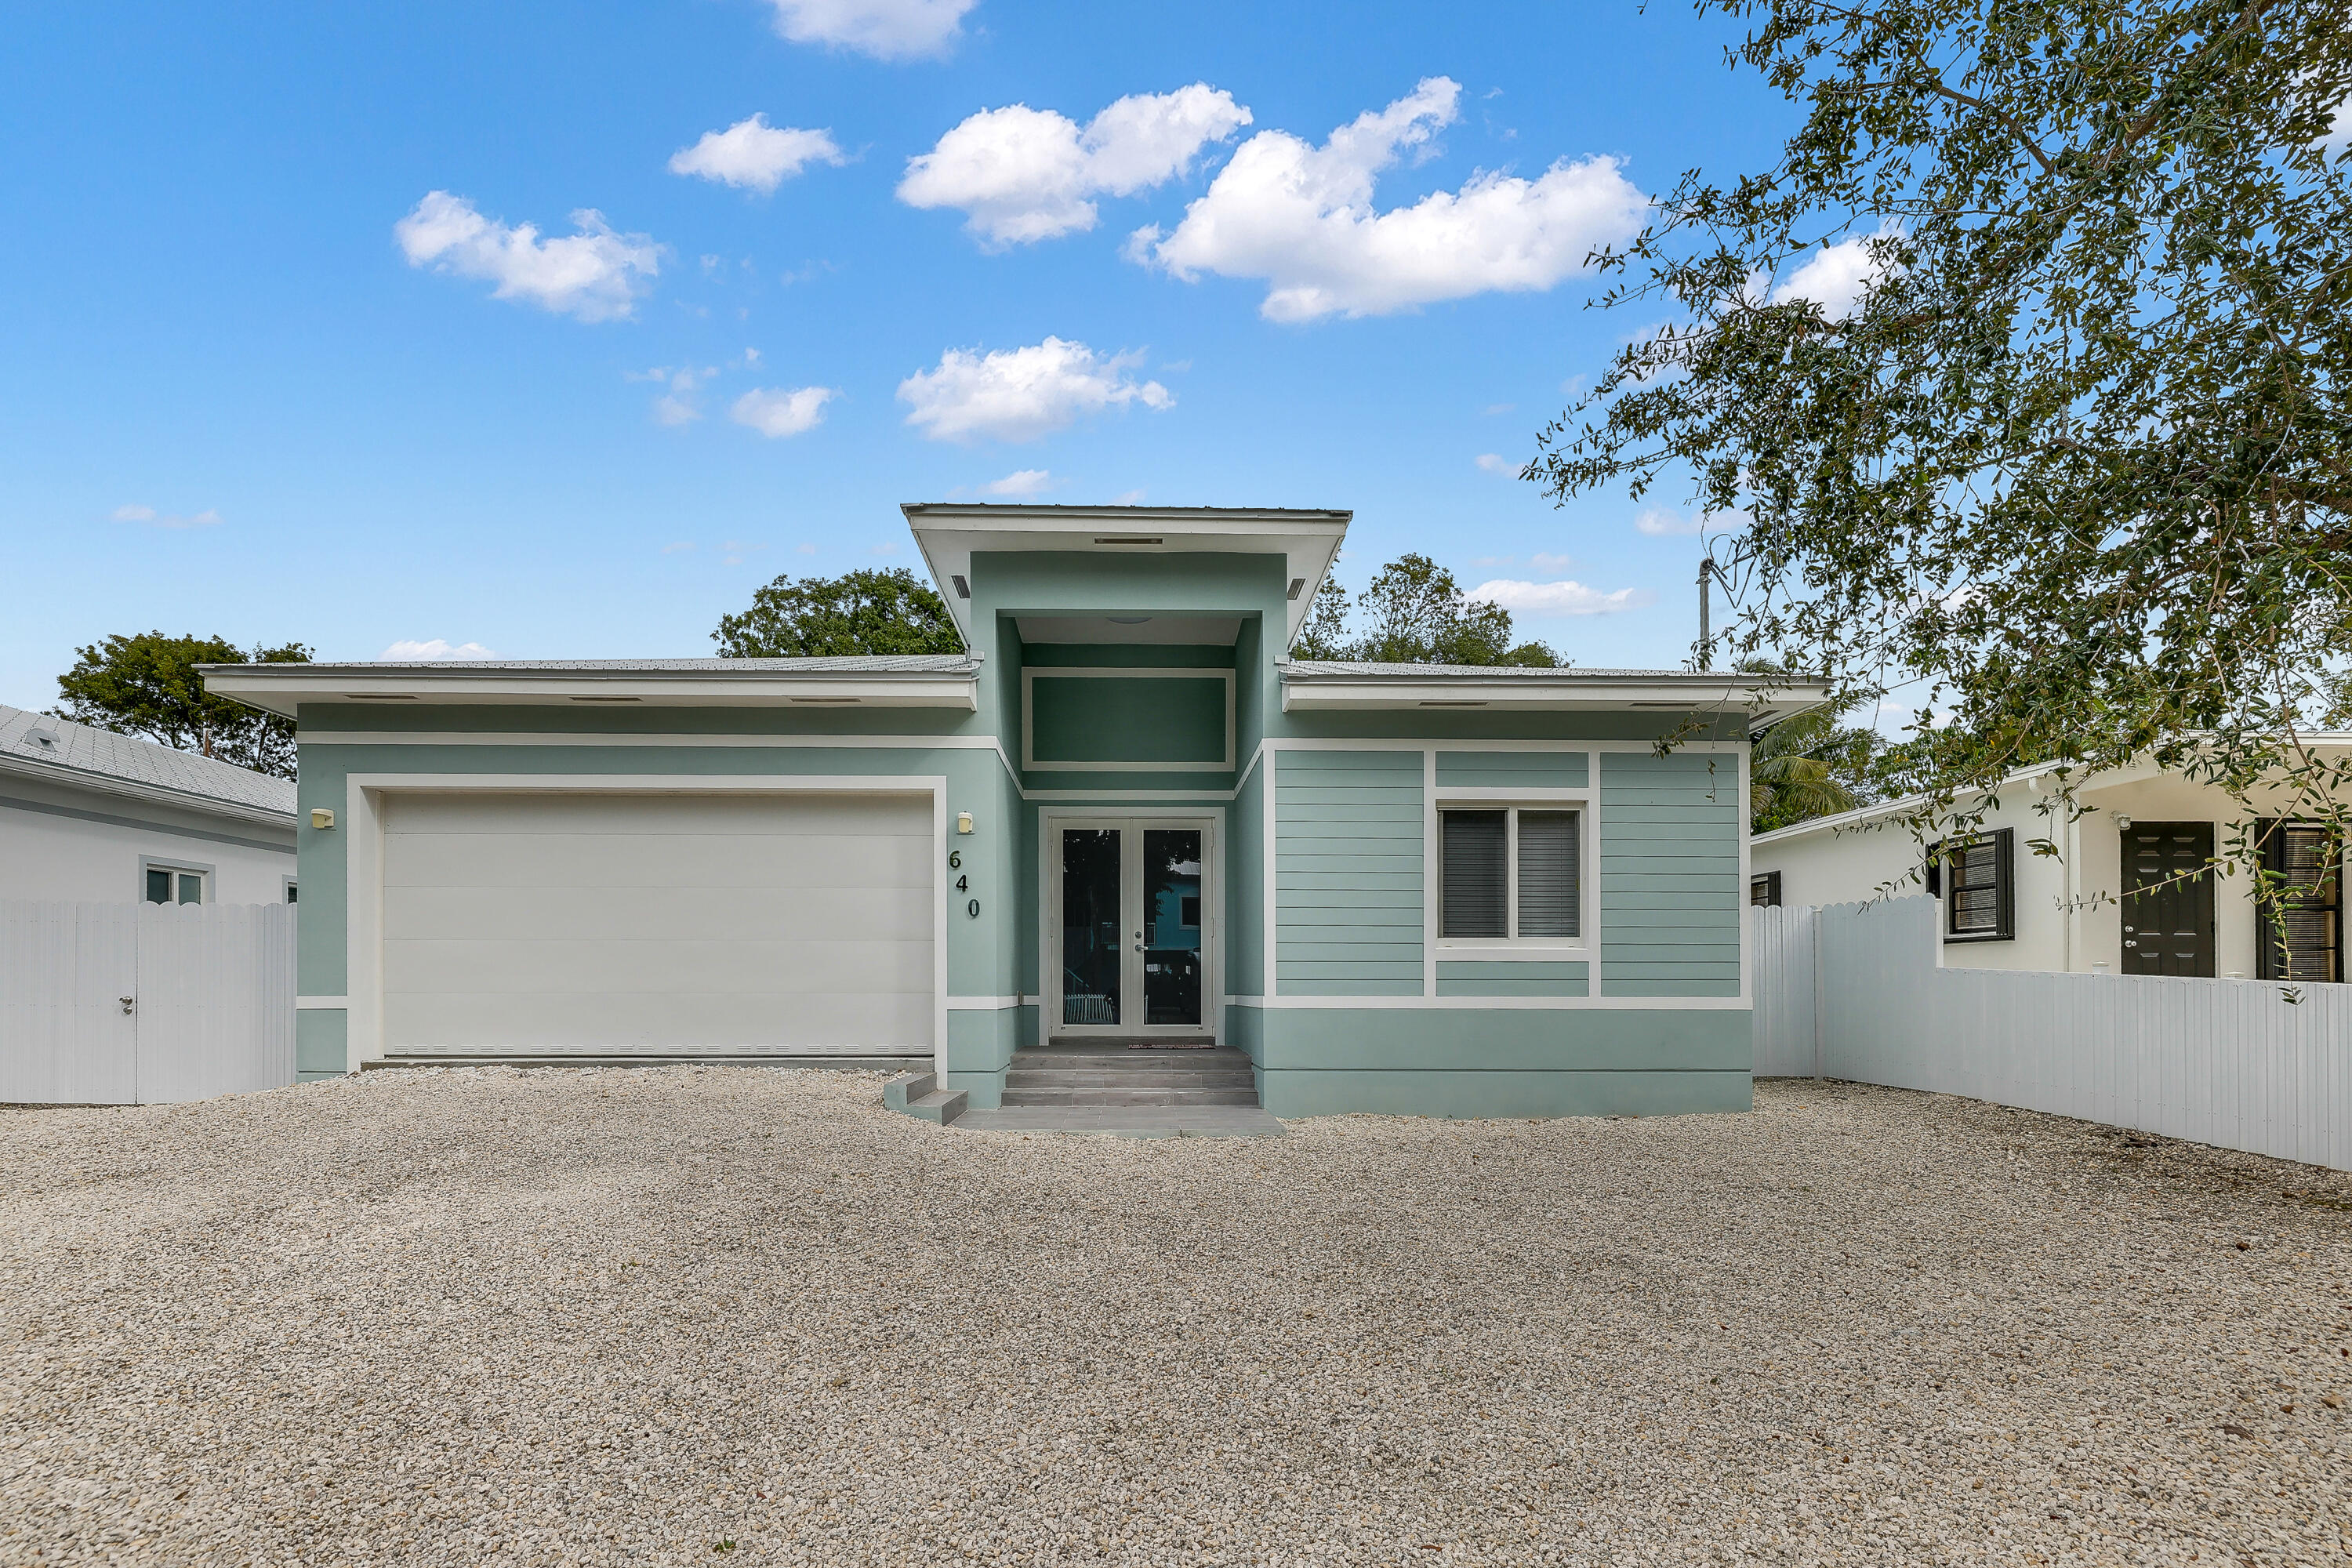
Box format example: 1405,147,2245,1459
3,1069,2349,1567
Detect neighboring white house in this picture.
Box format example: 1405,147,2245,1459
1749,743,2350,982
0,704,298,905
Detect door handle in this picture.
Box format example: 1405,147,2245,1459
118,996,135,1014
1133,942,1144,953
2124,941,2137,949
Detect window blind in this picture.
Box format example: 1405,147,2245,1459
1441,810,1507,938
1516,810,1580,936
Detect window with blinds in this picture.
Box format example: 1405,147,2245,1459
2257,819,2343,982
1440,807,1581,940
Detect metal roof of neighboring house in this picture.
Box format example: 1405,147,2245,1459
1748,735,2352,847
0,702,296,818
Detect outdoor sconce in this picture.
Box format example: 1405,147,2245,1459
2113,814,2132,829
956,811,974,835
311,808,336,830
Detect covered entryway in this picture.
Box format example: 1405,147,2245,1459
1044,814,1217,1040
378,790,933,1059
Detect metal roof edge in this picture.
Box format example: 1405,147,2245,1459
0,749,296,829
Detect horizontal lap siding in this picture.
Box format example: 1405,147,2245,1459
1436,960,1590,998
1601,752,1741,997
1276,750,1424,996
1435,752,1589,789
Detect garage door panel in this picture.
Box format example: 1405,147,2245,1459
386,791,930,837
383,831,931,892
379,791,933,1055
381,884,934,945
385,936,934,997
386,991,934,1051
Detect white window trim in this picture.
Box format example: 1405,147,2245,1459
138,855,214,905
1433,795,1593,956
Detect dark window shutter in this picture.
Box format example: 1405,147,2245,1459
1924,844,1942,897
1516,811,1580,936
1750,871,1782,908
1440,811,1508,938
1994,826,2015,940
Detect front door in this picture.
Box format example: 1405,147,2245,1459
1054,820,1212,1037
2122,822,2216,976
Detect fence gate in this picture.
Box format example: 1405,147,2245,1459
0,899,296,1105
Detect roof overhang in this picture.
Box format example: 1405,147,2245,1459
0,749,296,830
1279,666,1835,720
199,663,982,718
903,503,1350,648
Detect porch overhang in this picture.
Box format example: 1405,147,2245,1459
903,503,1350,649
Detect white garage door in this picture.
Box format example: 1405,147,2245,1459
380,791,932,1056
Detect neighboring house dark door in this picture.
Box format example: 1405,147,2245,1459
2121,822,2215,976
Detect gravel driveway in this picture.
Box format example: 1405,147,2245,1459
3,1069,2347,1566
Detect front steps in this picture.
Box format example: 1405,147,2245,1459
881,1070,968,1124
960,1042,1283,1137
1000,1042,1261,1108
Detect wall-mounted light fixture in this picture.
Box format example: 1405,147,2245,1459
310,808,336,830
2114,814,2133,829
956,811,974,835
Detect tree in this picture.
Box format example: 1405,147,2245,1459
713,568,964,658
53,633,311,779
1294,554,1561,666
1531,0,2352,878
1751,706,1884,833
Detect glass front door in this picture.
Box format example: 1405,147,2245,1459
1056,820,1212,1036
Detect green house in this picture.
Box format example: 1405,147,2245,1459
204,505,1821,1119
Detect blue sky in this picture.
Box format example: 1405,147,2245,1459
1,0,1801,709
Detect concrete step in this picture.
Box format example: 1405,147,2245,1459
999,1085,1262,1109
882,1071,967,1125
1002,1067,1256,1088
953,1106,1286,1138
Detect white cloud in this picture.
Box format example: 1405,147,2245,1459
382,639,497,660
897,336,1173,444
633,365,716,426
730,385,837,437
1467,579,1656,616
1111,488,1146,505
670,115,845,194
2328,91,2351,149
898,85,1250,245
1132,78,1648,321
111,503,220,528
980,468,1055,498
1474,453,1521,475
394,191,659,322
763,0,978,60
1770,232,1893,320
1530,551,1574,572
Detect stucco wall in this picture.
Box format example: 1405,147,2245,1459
1752,765,2351,976
0,771,295,905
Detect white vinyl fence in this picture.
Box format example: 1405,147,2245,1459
0,899,296,1105
1753,896,2352,1170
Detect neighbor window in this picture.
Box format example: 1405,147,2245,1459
143,866,206,905
2256,820,2343,983
1750,872,1782,908
1933,829,2013,942
1440,808,1581,940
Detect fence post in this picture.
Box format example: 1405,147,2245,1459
1809,904,1824,1080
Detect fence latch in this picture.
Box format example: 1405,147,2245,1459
118,996,135,1015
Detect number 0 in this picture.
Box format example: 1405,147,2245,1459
966,898,981,918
